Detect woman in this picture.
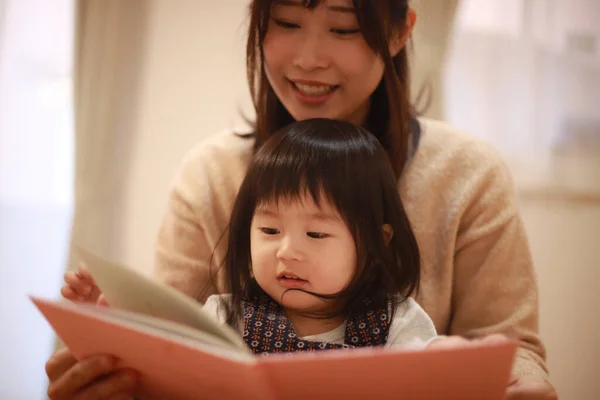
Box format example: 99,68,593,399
48,1,557,399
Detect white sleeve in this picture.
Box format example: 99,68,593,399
385,297,439,350
201,294,229,325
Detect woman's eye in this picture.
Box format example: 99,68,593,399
260,227,280,235
273,19,300,29
331,28,360,35
307,232,328,239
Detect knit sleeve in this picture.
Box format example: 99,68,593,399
152,152,220,303
152,132,252,304
450,148,549,384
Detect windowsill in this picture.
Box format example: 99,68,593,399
518,186,600,205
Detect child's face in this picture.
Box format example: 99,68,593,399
250,193,356,314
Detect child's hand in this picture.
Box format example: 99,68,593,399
425,333,509,350
61,262,102,304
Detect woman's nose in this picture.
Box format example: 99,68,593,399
292,31,330,71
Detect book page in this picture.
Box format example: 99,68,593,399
258,342,517,400
37,297,251,360
75,245,248,352
31,297,265,400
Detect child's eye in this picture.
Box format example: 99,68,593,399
331,28,360,35
307,232,328,239
273,19,300,29
260,227,280,235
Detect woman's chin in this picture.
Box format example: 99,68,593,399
285,104,341,123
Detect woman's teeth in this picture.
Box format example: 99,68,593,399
294,82,336,96
283,275,300,280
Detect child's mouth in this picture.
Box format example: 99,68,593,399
277,274,308,288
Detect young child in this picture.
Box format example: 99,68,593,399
63,118,438,352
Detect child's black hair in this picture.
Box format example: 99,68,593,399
220,118,420,327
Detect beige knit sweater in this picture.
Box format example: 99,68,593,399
153,118,549,383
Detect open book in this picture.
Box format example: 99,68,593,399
32,247,518,400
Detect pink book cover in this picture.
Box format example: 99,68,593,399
33,296,517,400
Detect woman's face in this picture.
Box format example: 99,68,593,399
262,0,385,126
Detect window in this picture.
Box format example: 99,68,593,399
444,0,600,189
0,1,74,398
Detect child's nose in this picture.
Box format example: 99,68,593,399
276,236,304,262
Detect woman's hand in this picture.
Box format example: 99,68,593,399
61,262,102,304
46,348,138,399
426,335,558,400
505,379,558,400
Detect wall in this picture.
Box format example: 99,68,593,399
0,1,74,398
120,0,253,272
519,197,600,399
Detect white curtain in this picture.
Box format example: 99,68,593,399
410,0,459,120
0,0,74,399
67,0,148,269
0,0,147,397
51,0,149,362
443,0,600,192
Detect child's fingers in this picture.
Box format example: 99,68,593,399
60,285,84,302
63,271,93,295
76,262,96,282
96,294,109,307
477,333,509,345
61,263,102,304
426,336,471,350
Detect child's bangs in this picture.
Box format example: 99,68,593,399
248,117,379,226
252,158,340,213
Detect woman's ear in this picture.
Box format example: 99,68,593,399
389,7,417,57
382,224,394,245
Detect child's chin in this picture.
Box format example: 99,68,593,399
280,296,328,315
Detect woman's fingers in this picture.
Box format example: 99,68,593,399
72,369,138,400
46,348,137,400
505,380,558,400
47,355,117,398
45,348,78,382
